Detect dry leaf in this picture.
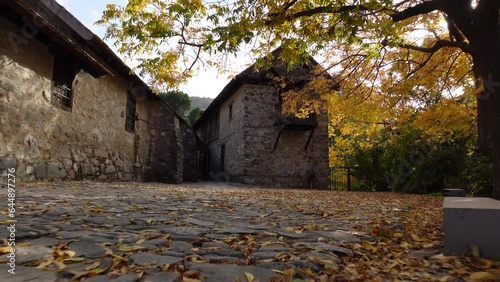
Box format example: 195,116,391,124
117,245,146,252
469,272,497,281
393,233,404,238
244,272,255,282
85,260,102,271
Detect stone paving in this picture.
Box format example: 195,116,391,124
0,181,393,282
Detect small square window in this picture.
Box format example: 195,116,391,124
125,92,136,132
51,54,77,111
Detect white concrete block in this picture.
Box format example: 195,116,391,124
444,197,500,258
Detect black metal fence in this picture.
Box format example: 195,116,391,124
329,167,355,191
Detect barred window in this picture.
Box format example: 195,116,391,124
125,92,137,132
51,54,78,111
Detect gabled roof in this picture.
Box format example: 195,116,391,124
192,47,323,129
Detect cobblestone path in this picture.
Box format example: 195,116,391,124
0,181,446,281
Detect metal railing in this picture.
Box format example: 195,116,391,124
329,167,356,191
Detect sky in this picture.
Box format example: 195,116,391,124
55,0,233,98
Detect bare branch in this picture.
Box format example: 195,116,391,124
186,46,202,72
266,4,393,24
384,39,473,54
440,51,465,93
391,0,443,22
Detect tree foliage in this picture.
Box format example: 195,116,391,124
98,0,500,199
158,90,191,116
188,107,204,125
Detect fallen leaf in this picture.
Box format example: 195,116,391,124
85,260,101,271
36,260,54,269
52,260,66,271
393,233,404,238
117,245,146,252
469,271,497,281
244,272,255,282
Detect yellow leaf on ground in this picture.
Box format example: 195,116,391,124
36,260,54,269
362,241,378,252
244,272,255,282
62,250,77,258
0,246,13,254
184,255,209,263
158,234,170,239
63,257,85,263
85,260,102,271
117,245,146,252
469,272,497,281
411,233,421,242
52,260,66,270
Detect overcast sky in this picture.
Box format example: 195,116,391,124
55,0,233,98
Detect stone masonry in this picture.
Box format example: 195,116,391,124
197,82,329,189
242,84,329,189
0,7,196,184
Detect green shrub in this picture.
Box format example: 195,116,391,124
350,132,471,194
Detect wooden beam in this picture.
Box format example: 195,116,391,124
305,128,315,150
273,125,285,151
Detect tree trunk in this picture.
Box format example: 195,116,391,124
474,70,492,155
490,87,500,200
473,53,500,200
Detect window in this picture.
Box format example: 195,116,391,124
125,92,136,132
228,102,233,122
51,54,78,111
205,111,219,143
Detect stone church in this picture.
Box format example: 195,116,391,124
0,0,198,183
193,49,330,189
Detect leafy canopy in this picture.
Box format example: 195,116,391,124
188,107,204,125
158,90,191,116
98,0,475,103
98,0,477,152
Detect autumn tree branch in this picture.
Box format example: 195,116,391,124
383,39,473,54
266,4,393,24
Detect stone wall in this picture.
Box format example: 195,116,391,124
200,83,329,189
0,15,184,183
181,121,199,182
143,103,183,183
205,87,246,182
241,84,329,189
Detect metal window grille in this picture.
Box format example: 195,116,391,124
52,83,72,108
51,53,77,111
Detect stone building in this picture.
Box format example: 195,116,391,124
193,49,330,189
0,0,198,182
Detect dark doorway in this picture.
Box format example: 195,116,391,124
202,150,211,179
